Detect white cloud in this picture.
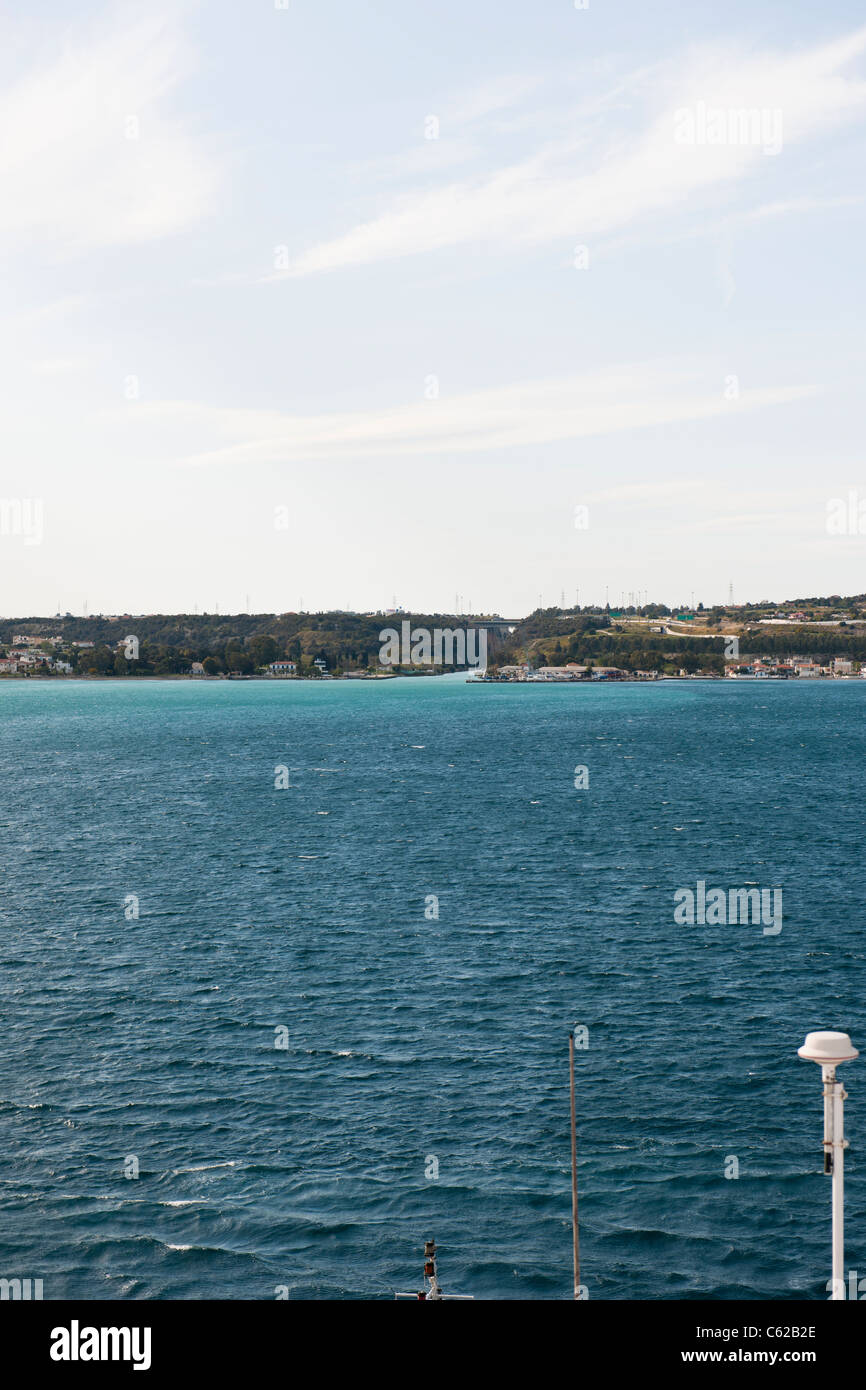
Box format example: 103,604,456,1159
0,10,219,254
281,28,866,277
29,357,87,375
107,363,819,467
446,73,544,126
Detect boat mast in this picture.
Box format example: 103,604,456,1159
423,1239,441,1300
394,1239,474,1300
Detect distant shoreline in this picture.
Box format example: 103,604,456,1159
2,671,864,686
0,671,446,683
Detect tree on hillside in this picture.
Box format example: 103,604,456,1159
250,635,279,666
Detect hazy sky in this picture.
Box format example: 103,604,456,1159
2,0,866,616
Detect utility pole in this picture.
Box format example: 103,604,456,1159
569,1028,581,1299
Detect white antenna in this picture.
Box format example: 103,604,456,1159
395,1239,474,1300
798,1031,859,1299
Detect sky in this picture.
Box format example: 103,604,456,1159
2,0,866,617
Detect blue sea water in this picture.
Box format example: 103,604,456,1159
0,675,863,1301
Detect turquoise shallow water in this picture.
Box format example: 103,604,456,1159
0,675,863,1300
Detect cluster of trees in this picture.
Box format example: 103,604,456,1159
9,602,866,679
545,633,726,675
786,593,866,607
739,629,866,660
0,612,507,676
505,610,611,641
495,603,866,674
497,613,723,674
61,637,348,678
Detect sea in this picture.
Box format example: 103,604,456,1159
0,675,863,1300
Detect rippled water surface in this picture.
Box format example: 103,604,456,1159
0,676,863,1299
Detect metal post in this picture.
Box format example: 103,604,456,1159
824,1068,848,1300
798,1031,857,1299
569,1030,580,1299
